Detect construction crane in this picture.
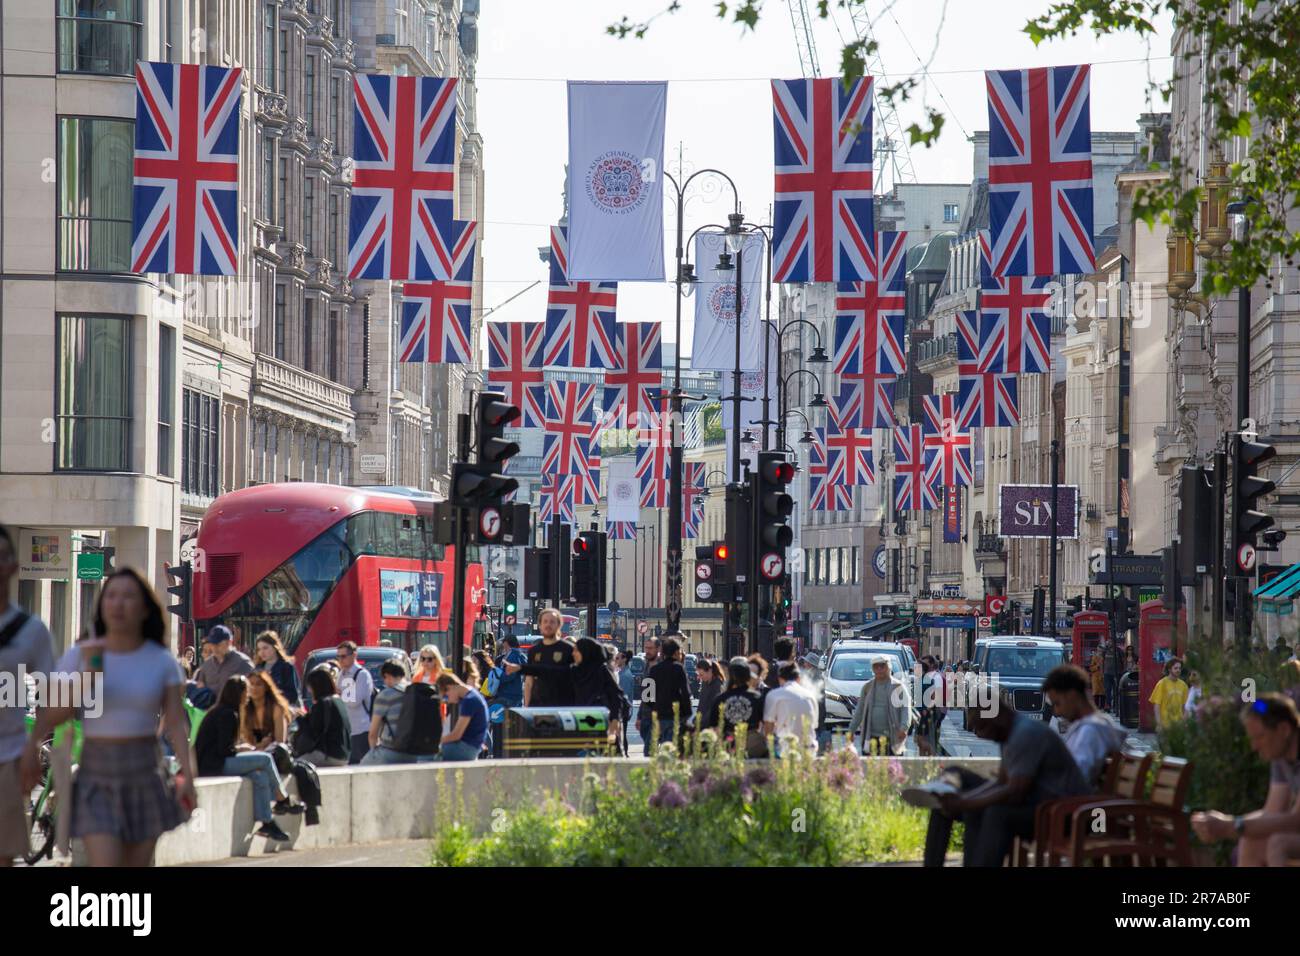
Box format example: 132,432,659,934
844,3,916,189
785,0,820,78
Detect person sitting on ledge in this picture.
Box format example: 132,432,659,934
1192,693,1300,867
918,690,1090,867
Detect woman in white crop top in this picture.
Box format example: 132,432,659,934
22,568,196,866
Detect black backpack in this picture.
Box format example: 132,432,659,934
387,682,442,755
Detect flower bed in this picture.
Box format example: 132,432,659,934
431,734,958,867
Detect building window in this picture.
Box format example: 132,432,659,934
182,389,220,498
56,314,131,472
263,3,277,90
305,56,317,134
57,117,133,273
332,0,343,37
304,176,315,255
57,0,140,76
329,193,339,264
943,203,959,223
158,324,175,477
262,137,275,223
278,28,289,95
277,157,288,230
330,76,340,146
328,309,340,382
303,299,315,372
274,286,286,360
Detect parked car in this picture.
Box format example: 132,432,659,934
820,640,911,729
970,636,1070,720
300,645,413,709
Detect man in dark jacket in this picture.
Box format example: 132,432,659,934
645,637,693,749
766,637,798,689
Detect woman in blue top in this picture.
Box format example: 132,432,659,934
435,673,488,761
254,630,301,713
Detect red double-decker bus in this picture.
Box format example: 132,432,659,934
190,483,485,666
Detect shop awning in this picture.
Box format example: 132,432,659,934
1253,562,1300,600
853,618,898,637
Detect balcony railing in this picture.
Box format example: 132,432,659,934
915,333,958,365
254,355,354,417
974,534,1005,558
1086,503,1101,521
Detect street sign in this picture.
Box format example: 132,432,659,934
977,616,993,630
760,553,784,581
1093,553,1163,585
479,507,501,541
695,581,714,601
359,454,387,475
1237,542,1257,572
76,552,104,581
696,563,712,581
986,596,1006,615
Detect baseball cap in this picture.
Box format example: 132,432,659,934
205,625,233,645
870,654,890,666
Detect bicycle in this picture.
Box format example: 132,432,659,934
21,718,82,865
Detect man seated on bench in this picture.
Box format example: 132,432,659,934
1192,694,1300,866
1043,664,1127,788
921,690,1091,867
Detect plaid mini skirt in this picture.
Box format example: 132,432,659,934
71,739,186,843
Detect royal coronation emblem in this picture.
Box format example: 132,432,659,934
707,283,749,328
586,150,645,214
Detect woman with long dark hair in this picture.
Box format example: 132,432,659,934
293,667,351,767
694,657,726,731
194,675,298,841
712,657,767,757
242,670,292,750
253,630,300,712
20,568,195,867
570,637,627,751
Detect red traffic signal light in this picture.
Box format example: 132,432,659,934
714,544,729,561
573,537,591,556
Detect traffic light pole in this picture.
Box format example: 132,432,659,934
450,412,471,678
1213,445,1226,646
1048,439,1060,639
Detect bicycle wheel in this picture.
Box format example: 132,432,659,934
22,744,55,865
23,809,54,865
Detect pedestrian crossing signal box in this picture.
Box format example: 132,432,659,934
503,707,612,757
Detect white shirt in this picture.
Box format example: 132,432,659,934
1063,710,1126,788
0,604,56,762
763,681,819,753
338,662,375,735
54,640,183,739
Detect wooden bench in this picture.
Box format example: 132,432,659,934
1056,756,1195,866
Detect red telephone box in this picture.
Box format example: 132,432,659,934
1069,611,1110,667
1137,600,1182,732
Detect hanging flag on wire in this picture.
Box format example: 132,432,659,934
985,64,1095,277
539,473,576,525
567,81,666,281
893,424,939,512
956,310,1021,428
825,419,875,486
487,320,547,428
690,231,765,372
771,76,874,283
682,462,706,538
541,382,598,476
604,321,663,432
809,428,852,512
607,520,638,540
131,62,242,275
607,457,641,525
398,219,476,363
635,440,671,509
544,224,619,368
921,393,974,489
348,74,457,280
833,231,908,377
978,231,1054,373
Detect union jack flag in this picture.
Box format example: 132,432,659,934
956,310,1021,428
829,378,896,432
541,382,598,476
539,473,576,525
604,322,663,432
348,74,457,280
771,77,874,282
636,440,670,509
825,422,875,486
986,65,1095,277
894,425,939,512
833,231,909,374
921,393,974,489
808,428,852,512
607,520,638,540
544,225,619,368
398,218,476,364
487,320,546,428
979,231,1054,373
682,461,706,538
131,62,242,276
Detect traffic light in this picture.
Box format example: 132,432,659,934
165,562,192,621
1065,594,1084,616
754,451,795,584
524,547,551,600
1234,435,1277,550
1260,528,1288,553
724,484,751,601
694,545,721,603
476,390,521,471
1114,595,1140,633
571,530,606,605
503,579,518,617
454,391,521,523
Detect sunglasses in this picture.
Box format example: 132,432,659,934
420,656,436,662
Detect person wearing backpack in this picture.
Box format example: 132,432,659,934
335,642,374,764
434,673,489,761
361,660,441,765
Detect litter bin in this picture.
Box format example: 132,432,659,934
503,707,611,757
1117,670,1140,729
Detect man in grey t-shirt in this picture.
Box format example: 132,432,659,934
196,624,253,695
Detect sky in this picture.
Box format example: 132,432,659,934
474,0,1174,353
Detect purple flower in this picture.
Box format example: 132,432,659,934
745,767,776,789
828,766,858,794
649,780,688,810
887,758,906,785
738,784,755,804
689,765,714,787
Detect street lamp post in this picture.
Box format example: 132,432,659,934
664,169,740,642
